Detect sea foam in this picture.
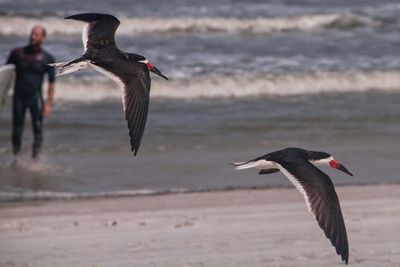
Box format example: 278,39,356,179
47,70,400,101
0,12,384,36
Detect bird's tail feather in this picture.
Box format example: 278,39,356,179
49,59,89,76
231,160,261,170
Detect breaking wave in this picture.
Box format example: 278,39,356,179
49,70,400,101
0,188,190,202
0,12,384,36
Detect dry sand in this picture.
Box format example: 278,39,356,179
0,184,399,267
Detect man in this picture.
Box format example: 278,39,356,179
6,25,56,163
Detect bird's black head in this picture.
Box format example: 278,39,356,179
308,151,331,162
308,150,353,176
130,54,168,80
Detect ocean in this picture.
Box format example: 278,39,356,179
0,0,399,200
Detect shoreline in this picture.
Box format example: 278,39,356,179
1,183,399,266
1,181,399,203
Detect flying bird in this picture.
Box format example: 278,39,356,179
232,147,352,264
51,13,168,155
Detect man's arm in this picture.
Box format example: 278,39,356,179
43,82,55,117
43,55,56,118
6,49,17,65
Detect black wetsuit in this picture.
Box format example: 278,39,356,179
6,45,55,157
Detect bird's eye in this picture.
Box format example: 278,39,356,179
100,38,108,46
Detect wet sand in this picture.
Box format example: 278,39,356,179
0,184,399,267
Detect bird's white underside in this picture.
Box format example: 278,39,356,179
82,24,89,52
49,58,126,111
89,63,126,111
275,164,314,217
233,159,314,217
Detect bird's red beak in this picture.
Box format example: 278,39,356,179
146,62,154,70
147,62,168,80
329,159,353,176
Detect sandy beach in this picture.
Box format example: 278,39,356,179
0,184,399,267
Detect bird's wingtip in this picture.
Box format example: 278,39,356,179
229,162,238,170
343,253,349,265
132,145,140,156
64,14,81,20
64,13,120,23
64,13,88,20
230,161,251,170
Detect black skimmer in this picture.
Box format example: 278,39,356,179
50,13,168,156
232,147,352,264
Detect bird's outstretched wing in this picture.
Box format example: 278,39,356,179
122,74,150,156
89,62,150,156
276,161,349,264
65,13,120,52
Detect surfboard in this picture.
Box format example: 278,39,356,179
0,64,15,115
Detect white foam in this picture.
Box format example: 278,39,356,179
0,12,383,36
0,188,191,202
48,70,400,101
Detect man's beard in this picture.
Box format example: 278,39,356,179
29,39,42,47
